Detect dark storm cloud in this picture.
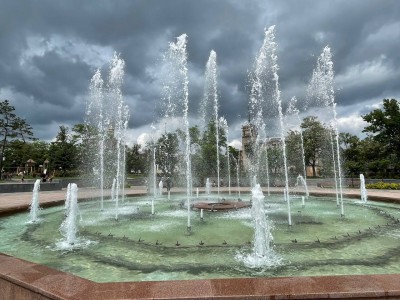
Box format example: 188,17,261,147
0,0,399,143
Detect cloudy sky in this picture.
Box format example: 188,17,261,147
1,0,399,148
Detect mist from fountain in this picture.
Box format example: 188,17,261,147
29,179,41,223
202,50,221,197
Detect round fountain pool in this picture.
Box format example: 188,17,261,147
1,193,400,283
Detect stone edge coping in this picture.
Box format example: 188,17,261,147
1,253,400,299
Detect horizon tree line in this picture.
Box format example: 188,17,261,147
1,98,399,181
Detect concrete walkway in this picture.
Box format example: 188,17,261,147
0,185,399,216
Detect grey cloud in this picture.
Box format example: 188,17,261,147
0,0,399,141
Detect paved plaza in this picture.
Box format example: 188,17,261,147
1,184,399,216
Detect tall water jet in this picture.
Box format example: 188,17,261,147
65,183,71,216
253,26,291,225
162,34,192,230
121,106,130,203
360,174,368,203
111,178,116,201
220,117,231,195
159,179,163,196
86,54,129,213
329,130,340,206
87,69,105,210
248,27,268,184
205,178,211,195
233,155,241,198
60,183,79,245
203,50,221,197
296,175,309,198
29,179,41,223
108,53,126,221
308,46,344,216
237,184,281,268
263,140,271,196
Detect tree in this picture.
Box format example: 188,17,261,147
49,126,78,176
362,98,400,175
285,130,304,176
13,117,36,143
192,121,227,185
0,101,35,178
340,132,363,178
155,132,180,176
301,116,329,177
126,143,148,175
0,100,17,178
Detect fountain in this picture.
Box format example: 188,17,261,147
59,183,79,246
205,178,211,195
308,46,344,216
86,53,128,217
159,179,163,196
2,27,400,300
162,34,192,231
28,179,41,223
360,174,368,203
237,184,281,268
296,175,309,198
202,50,221,197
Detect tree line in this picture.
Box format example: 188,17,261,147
1,98,399,181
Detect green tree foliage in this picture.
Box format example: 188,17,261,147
300,116,330,177
285,130,304,176
49,126,78,176
126,143,148,175
155,132,180,176
340,132,362,178
194,121,227,184
0,100,35,179
362,98,400,175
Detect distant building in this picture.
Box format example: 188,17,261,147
240,122,321,176
241,123,257,170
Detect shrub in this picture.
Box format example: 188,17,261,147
366,182,400,190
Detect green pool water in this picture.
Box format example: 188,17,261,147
1,193,400,282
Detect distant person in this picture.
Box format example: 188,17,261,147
166,177,172,192
18,171,24,182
